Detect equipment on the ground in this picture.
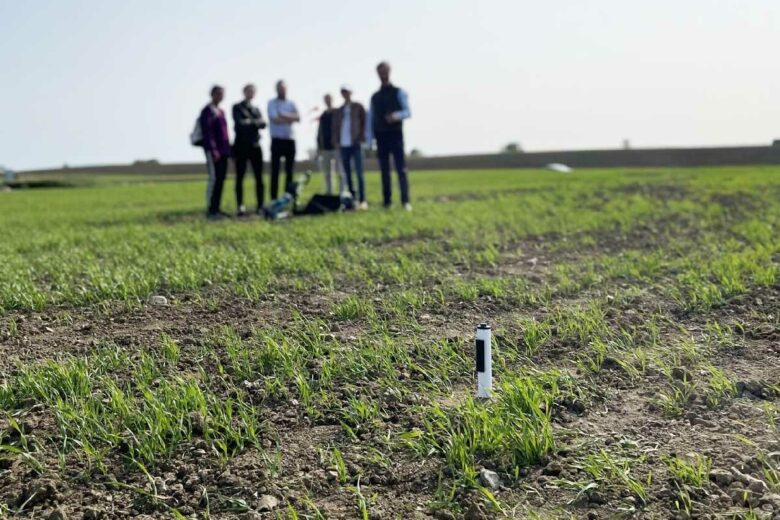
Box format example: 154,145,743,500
263,172,358,220
295,193,343,215
263,171,313,220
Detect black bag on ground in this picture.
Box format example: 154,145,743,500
295,194,343,215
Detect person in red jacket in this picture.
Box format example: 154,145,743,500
199,85,231,219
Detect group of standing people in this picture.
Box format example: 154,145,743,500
196,61,411,219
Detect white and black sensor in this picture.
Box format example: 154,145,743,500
476,323,492,398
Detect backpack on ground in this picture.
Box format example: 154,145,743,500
190,118,203,147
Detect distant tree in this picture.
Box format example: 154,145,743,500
133,159,160,166
409,148,424,158
501,142,523,154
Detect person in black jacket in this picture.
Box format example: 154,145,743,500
317,94,339,194
232,83,267,216
367,62,412,210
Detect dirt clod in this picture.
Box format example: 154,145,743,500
737,380,773,400
746,475,769,494
588,490,608,505
433,510,457,520
759,493,780,508
81,507,104,520
672,367,692,381
710,468,733,487
464,502,488,520
730,487,759,508
543,461,563,476
19,480,57,507
189,411,205,435
691,417,717,428
47,508,68,520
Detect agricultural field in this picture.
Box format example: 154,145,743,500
0,166,779,519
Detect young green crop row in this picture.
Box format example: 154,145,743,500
1,168,778,314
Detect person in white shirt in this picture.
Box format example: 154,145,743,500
267,80,300,199
333,84,368,209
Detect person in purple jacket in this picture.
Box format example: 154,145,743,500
200,85,231,219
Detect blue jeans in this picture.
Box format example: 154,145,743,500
340,144,365,203
376,131,409,206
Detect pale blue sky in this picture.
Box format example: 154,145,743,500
1,0,778,170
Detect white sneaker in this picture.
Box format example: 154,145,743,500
358,201,369,211
403,203,413,212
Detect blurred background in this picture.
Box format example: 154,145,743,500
1,0,779,171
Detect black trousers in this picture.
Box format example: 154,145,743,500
270,138,296,199
376,131,409,206
206,151,229,214
234,145,264,209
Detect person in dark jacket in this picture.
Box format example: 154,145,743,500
333,85,367,209
232,83,267,216
200,85,231,219
316,94,339,194
367,62,412,211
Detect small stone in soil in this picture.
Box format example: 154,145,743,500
478,468,501,490
257,495,280,511
148,295,168,306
